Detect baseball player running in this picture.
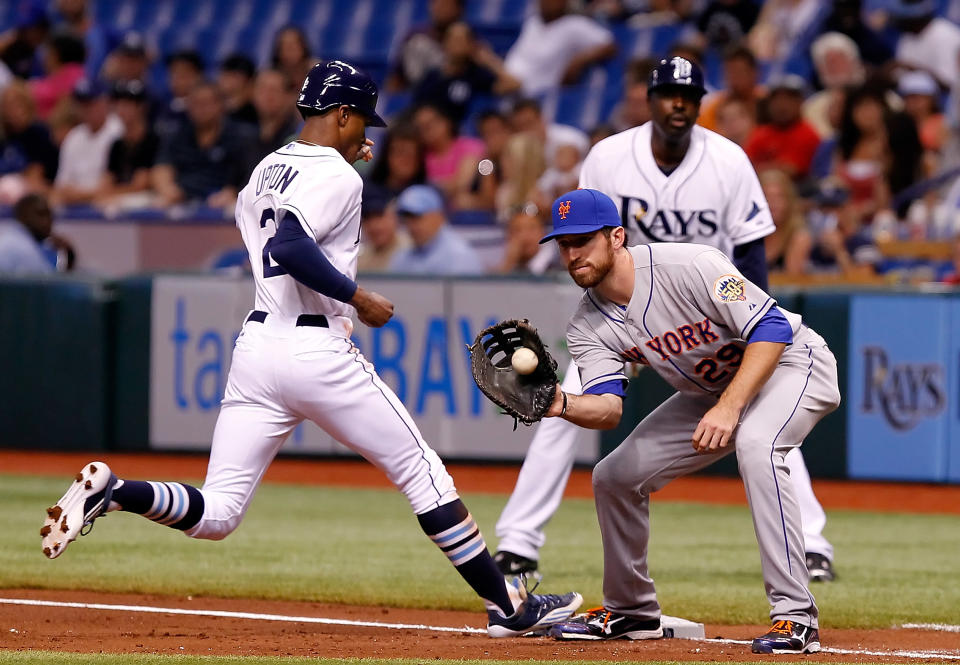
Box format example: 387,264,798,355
39,60,581,638
540,188,839,653
494,56,837,585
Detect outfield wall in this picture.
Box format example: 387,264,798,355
1,274,958,482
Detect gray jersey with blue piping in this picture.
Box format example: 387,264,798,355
566,242,840,628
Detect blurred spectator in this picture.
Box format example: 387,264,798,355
941,233,960,285
892,0,960,90
28,31,86,120
413,103,483,197
93,80,158,210
898,70,946,156
495,207,558,274
0,193,74,274
699,45,763,133
744,75,820,180
451,109,510,211
496,132,547,221
510,97,589,168
589,123,616,146
748,0,821,65
715,96,755,146
252,69,301,161
504,0,616,96
389,184,484,275
155,50,204,140
218,53,258,126
0,2,50,80
608,57,655,132
817,0,892,68
152,82,256,208
357,195,410,273
760,168,812,277
53,0,111,79
365,123,427,201
0,81,59,194
696,0,760,52
100,32,151,88
51,78,123,205
413,22,520,126
804,32,865,138
824,85,923,218
47,97,80,147
807,177,881,277
388,0,463,91
271,27,318,89
536,143,582,202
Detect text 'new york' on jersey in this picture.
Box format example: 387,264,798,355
567,244,803,397
578,123,776,257
235,142,363,319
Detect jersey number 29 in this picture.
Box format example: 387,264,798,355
259,208,288,278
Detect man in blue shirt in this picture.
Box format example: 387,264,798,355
0,193,58,274
389,184,484,275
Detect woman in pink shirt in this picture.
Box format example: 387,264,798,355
29,33,87,120
413,103,483,197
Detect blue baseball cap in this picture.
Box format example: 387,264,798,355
539,189,622,244
396,185,444,216
72,78,108,101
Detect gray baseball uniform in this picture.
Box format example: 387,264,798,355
568,243,840,627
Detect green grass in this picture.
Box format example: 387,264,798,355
1,473,958,629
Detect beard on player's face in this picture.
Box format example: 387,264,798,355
565,232,615,288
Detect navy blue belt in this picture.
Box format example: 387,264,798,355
246,310,329,328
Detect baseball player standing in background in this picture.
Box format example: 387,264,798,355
541,188,839,653
494,57,837,584
40,59,582,639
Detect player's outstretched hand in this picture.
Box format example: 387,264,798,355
351,286,394,327
692,403,740,453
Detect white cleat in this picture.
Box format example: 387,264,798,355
40,461,116,559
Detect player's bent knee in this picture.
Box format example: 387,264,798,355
592,454,639,494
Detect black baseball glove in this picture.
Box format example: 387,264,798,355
469,319,559,428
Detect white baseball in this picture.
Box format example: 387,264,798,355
511,347,539,375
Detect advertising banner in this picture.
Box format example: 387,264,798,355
150,275,598,461
847,295,951,481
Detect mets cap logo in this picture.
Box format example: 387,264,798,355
558,200,572,219
713,274,746,303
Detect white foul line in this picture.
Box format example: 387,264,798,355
0,597,485,634
2,597,960,660
901,623,960,633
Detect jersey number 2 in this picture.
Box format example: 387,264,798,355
259,209,288,278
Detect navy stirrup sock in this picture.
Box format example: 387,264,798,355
417,499,515,616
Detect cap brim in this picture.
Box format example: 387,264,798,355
539,224,611,244
366,111,387,127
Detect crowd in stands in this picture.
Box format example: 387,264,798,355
1,0,959,287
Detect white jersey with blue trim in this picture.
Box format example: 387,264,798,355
578,122,775,256
235,141,361,319
567,243,802,397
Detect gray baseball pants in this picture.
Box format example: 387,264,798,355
592,327,840,628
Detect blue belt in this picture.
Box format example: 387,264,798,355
246,310,329,328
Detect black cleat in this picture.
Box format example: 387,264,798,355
752,620,821,654
805,552,836,582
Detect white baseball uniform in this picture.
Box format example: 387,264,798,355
189,141,459,540
570,243,840,625
496,122,835,564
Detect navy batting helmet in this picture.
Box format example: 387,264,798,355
647,56,707,99
296,60,387,127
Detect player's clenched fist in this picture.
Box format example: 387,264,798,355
692,403,740,453
350,286,394,327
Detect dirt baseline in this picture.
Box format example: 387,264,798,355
2,589,959,662
3,451,960,661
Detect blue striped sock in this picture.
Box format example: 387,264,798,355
418,500,514,616
112,480,204,531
